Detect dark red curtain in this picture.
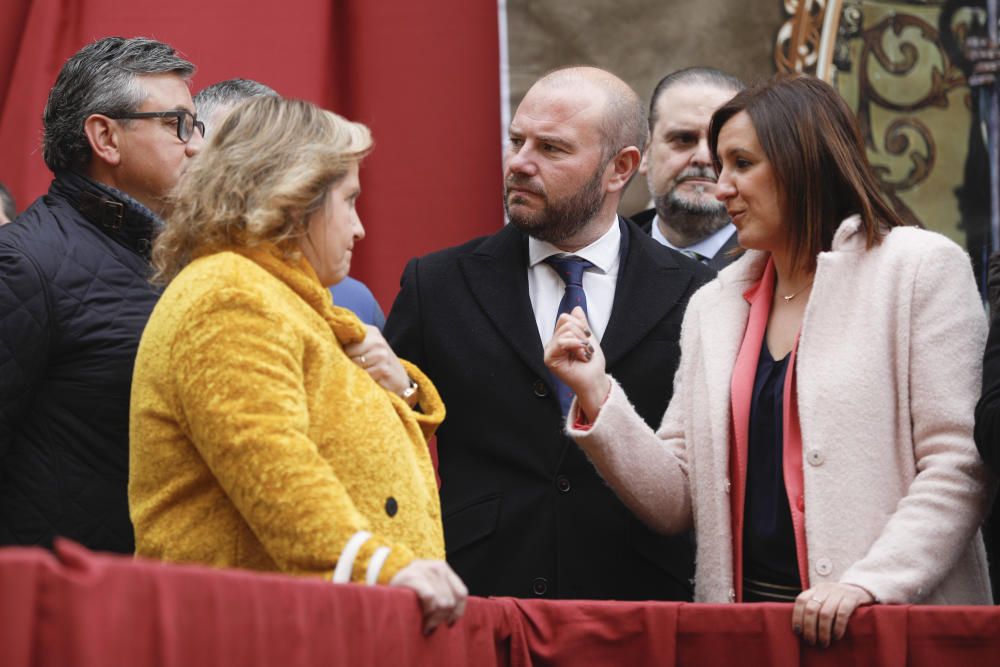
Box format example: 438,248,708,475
4,541,1000,667
0,0,503,309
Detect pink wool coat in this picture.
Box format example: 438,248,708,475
568,216,994,605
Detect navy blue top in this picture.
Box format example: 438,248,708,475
330,276,385,330
743,338,800,586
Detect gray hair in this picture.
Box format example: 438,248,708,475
194,78,279,136
648,67,744,132
0,182,15,221
42,36,195,173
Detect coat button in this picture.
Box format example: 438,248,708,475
796,495,804,511
556,475,571,493
723,478,731,494
385,497,398,517
532,577,549,596
728,588,736,603
806,450,825,466
533,379,549,397
815,557,833,576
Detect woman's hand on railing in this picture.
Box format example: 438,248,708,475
390,560,468,635
792,582,875,647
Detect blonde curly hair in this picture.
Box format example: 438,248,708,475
152,96,372,284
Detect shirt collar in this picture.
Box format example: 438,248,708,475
651,214,736,259
527,212,621,274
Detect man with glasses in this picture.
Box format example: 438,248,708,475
0,37,201,553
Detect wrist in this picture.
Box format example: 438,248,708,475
577,376,612,421
844,582,878,604
398,376,419,407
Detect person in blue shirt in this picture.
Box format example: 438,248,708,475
331,276,385,329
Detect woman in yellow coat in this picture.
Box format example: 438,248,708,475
129,97,466,632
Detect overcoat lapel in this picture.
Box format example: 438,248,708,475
698,252,767,393
457,225,551,383
691,250,768,593
699,250,768,459
602,220,692,368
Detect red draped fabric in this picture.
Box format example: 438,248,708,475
0,0,503,308
1,541,999,666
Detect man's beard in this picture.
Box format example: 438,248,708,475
505,165,606,245
651,168,731,243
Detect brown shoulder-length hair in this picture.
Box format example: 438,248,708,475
151,96,372,284
707,73,908,274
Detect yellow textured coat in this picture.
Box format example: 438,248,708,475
129,246,445,584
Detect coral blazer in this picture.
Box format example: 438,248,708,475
568,216,993,605
130,246,446,584
728,258,808,601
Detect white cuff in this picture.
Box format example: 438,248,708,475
365,546,392,585
332,530,371,584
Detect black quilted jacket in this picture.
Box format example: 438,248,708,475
0,172,162,553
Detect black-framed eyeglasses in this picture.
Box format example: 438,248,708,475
104,110,205,143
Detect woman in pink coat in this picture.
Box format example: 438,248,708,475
545,74,992,647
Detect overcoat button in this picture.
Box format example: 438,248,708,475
532,577,549,596
556,476,571,493
815,557,833,576
533,380,549,397
728,588,736,603
723,479,731,494
385,497,398,517
796,495,804,511
806,450,825,466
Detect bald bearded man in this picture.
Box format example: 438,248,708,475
385,67,713,600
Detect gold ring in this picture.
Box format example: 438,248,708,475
359,355,367,366
811,596,823,603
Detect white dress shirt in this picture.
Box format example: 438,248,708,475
651,214,736,261
527,215,620,346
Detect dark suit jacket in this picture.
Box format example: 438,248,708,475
632,208,740,272
385,218,714,601
974,249,1000,602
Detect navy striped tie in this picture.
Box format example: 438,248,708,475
544,255,594,415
